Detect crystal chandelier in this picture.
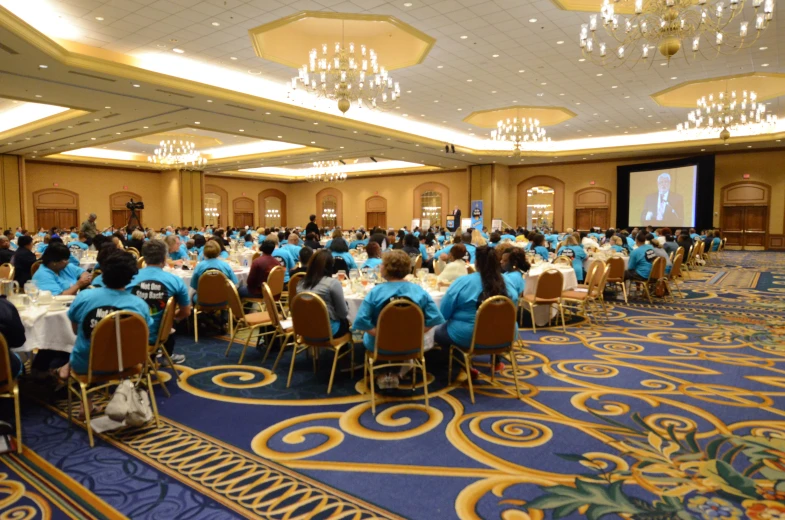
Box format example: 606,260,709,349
204,206,219,218
265,208,280,219
491,116,551,156
291,23,401,114
307,160,348,183
676,89,777,140
322,208,337,220
579,0,774,67
148,140,207,170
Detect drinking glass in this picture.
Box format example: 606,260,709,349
349,269,360,282
25,281,40,306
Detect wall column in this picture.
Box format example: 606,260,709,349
0,155,24,230
469,164,495,228
160,170,204,228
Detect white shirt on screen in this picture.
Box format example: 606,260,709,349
657,191,669,221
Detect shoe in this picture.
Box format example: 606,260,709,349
376,373,400,389
159,354,185,367
470,368,480,380
495,362,506,372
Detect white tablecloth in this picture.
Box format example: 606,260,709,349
80,259,97,271
17,305,76,353
343,284,443,350
166,265,250,297
583,255,628,273
524,265,578,327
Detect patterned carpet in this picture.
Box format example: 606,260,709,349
4,251,785,520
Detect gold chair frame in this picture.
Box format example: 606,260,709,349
147,297,179,397
605,256,628,304
0,263,14,281
0,333,22,453
224,281,275,364
193,270,234,343
522,269,566,333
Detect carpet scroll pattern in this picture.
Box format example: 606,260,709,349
6,251,785,519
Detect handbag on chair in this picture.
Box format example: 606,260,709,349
104,314,153,427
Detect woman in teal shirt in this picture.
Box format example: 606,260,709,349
710,230,722,252
556,235,588,281
191,240,239,295
530,234,551,261
329,238,358,271
500,246,529,301
32,243,91,295
361,242,383,271
435,246,518,349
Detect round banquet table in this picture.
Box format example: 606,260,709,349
16,305,76,353
524,264,579,327
164,265,250,297
79,259,97,271
583,254,628,274
343,283,443,351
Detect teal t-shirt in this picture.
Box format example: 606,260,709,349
629,244,656,279
556,245,587,280
191,258,239,291
502,270,525,300
169,244,189,261
128,267,190,344
353,281,444,353
67,287,152,374
32,264,85,295
361,257,382,270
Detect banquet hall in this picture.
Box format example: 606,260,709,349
0,0,784,518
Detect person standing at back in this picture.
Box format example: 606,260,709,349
80,213,98,246
305,214,320,238
12,236,36,288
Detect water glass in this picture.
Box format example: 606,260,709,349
25,281,40,306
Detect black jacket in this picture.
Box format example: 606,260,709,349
12,247,36,287
305,222,320,237
0,248,13,265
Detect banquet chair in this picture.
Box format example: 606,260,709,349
286,292,354,393
194,270,233,343
243,266,284,315
668,250,686,298
66,311,160,448
434,259,444,276
575,261,602,291
286,272,305,316
0,263,14,281
260,282,295,366
521,269,566,333
136,257,146,269
30,260,42,277
553,256,572,266
126,247,140,259
605,257,628,304
634,257,668,304
448,296,522,405
694,241,706,270
561,264,608,328
365,300,428,415
147,297,178,397
0,333,22,453
411,255,423,274
252,252,261,262
224,280,275,364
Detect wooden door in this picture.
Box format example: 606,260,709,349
112,210,143,229
575,209,592,231
722,206,744,248
234,213,253,228
56,210,77,229
591,208,609,230
367,212,386,229
36,209,77,230
743,206,767,248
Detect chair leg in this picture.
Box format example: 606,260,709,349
261,329,278,364
349,339,355,379
287,344,302,388
194,309,199,343
643,283,653,304
528,303,537,333
491,354,496,382
674,280,683,298
80,383,94,448
463,352,475,404
559,304,567,333
447,346,454,384
327,346,341,394
421,357,429,409
238,325,256,365
509,349,523,401
224,320,240,358
146,371,161,429
149,360,171,398
13,385,22,453
159,348,180,382
583,301,592,328
369,360,376,415
621,281,628,304
66,380,74,425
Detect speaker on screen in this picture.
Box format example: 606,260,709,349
616,155,714,231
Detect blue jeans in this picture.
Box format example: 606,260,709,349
434,323,454,349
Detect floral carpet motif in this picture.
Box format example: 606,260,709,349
10,251,785,519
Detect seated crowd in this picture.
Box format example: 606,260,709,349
0,213,723,400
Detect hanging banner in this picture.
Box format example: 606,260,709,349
470,200,484,229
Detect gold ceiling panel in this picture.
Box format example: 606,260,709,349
463,106,577,128
651,73,785,108
249,11,436,71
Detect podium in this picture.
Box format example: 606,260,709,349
446,215,456,231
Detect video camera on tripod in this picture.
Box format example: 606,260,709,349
126,198,144,228
126,199,145,211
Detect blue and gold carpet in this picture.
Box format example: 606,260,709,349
6,251,785,519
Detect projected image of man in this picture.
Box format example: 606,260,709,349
641,173,684,225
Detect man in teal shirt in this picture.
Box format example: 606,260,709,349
625,232,655,282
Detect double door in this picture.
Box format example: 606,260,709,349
367,212,386,229
722,205,767,250
112,209,143,229
36,209,77,230
575,208,609,231
234,212,254,228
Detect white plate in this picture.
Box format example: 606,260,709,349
53,295,76,302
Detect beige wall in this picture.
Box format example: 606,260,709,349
24,162,166,229
288,170,470,229
0,155,23,229
203,176,291,228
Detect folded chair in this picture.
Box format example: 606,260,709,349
448,296,522,404
365,300,428,415
67,311,160,447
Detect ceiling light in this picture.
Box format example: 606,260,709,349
457,108,462,111
38,64,48,69
230,56,238,60
491,91,497,93
556,40,564,44
34,95,42,98
671,76,678,79
437,65,443,68
402,113,408,117
762,63,769,67
95,16,104,21
194,121,200,124
578,58,585,62
460,35,468,39
310,141,316,144
760,46,768,50
313,122,318,125
541,82,547,85
528,18,537,22
492,54,499,58
660,63,667,66
148,140,207,170
611,85,618,88
596,73,603,76
239,129,244,132
579,0,774,67
211,22,220,26
132,83,140,87
678,89,777,141
466,79,472,82
206,99,213,103
172,48,184,54
701,148,706,151
404,2,413,6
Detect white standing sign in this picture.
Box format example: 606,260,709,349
491,219,503,231
411,219,420,230
461,218,472,231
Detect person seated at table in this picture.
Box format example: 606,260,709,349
242,234,254,249
556,235,587,282
89,242,122,287
165,235,189,263
264,234,295,283
58,251,152,408
0,294,25,381
349,232,368,250
329,237,358,271
387,231,400,250
709,230,722,252
242,240,280,298
32,243,91,296
650,235,672,274
500,246,529,300
471,229,487,247
353,250,445,389
435,246,518,352
609,235,625,253
487,232,501,248
198,238,228,261
191,240,238,295
303,232,321,250
402,233,421,261
35,235,50,255
290,246,314,277
68,232,89,253
530,234,551,261
436,244,468,287
361,242,383,272
126,229,145,252
0,235,13,265
296,250,350,337
625,232,655,283
190,234,206,256
11,236,36,288
324,229,342,250
128,240,192,366
282,233,303,261
662,234,678,258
